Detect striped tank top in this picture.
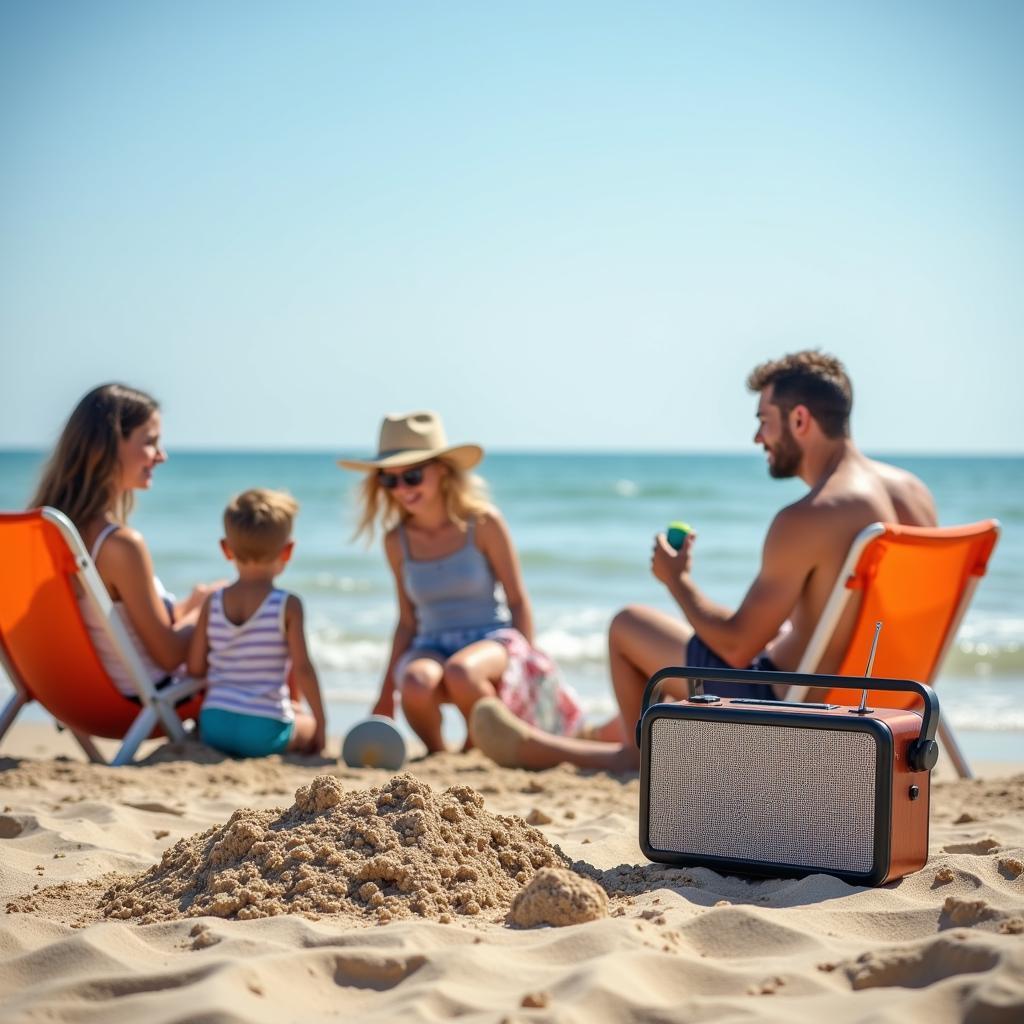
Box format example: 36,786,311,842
202,587,294,721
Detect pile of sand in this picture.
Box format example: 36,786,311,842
509,867,608,927
99,774,569,925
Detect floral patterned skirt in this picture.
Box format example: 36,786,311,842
490,628,584,737
396,624,584,737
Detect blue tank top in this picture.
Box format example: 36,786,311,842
399,519,508,635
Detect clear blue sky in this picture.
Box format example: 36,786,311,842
1,1,1021,453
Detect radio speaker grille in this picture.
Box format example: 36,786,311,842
647,717,878,874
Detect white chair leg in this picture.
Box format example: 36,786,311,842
112,705,159,766
152,698,187,743
147,679,203,744
0,689,30,746
938,718,974,780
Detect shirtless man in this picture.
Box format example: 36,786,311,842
470,350,938,770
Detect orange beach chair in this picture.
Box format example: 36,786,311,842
786,520,1001,778
0,508,203,766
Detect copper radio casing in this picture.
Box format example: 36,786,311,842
638,669,937,886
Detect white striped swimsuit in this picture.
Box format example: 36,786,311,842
202,587,294,721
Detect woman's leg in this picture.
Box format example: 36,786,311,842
471,604,690,771
471,699,639,771
399,657,446,753
576,718,627,743
442,640,509,746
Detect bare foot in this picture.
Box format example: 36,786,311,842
470,699,638,772
469,699,533,767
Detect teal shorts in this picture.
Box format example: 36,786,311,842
199,707,294,758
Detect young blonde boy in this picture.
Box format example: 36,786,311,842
188,488,327,757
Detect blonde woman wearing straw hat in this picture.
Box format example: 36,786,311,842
341,411,582,753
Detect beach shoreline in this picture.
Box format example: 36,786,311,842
2,719,1022,1023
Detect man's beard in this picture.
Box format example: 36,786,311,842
767,423,802,479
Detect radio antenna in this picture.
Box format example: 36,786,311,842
856,621,883,714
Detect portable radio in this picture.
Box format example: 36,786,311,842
636,664,939,886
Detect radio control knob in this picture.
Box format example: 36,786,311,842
908,739,939,773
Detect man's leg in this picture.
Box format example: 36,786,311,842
607,604,692,740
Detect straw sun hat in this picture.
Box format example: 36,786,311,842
337,411,483,472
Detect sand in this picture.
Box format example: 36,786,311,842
1,722,1022,1023
93,773,568,925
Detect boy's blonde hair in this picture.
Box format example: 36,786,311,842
353,458,491,542
224,488,299,563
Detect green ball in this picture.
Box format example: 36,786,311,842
666,521,692,550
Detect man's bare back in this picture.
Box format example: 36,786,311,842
765,451,937,673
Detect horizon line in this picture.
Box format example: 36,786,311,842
2,445,1022,458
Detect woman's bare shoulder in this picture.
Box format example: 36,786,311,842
474,506,513,550
474,505,505,530
99,526,151,569
90,527,155,603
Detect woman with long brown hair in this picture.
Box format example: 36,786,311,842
31,383,213,695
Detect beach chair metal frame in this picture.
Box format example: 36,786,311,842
786,519,1001,779
0,507,203,766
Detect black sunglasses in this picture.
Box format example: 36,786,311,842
378,464,429,489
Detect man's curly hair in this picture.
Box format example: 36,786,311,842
747,350,852,439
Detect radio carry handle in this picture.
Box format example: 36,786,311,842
635,666,940,772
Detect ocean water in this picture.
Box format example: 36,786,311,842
1,451,1022,757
